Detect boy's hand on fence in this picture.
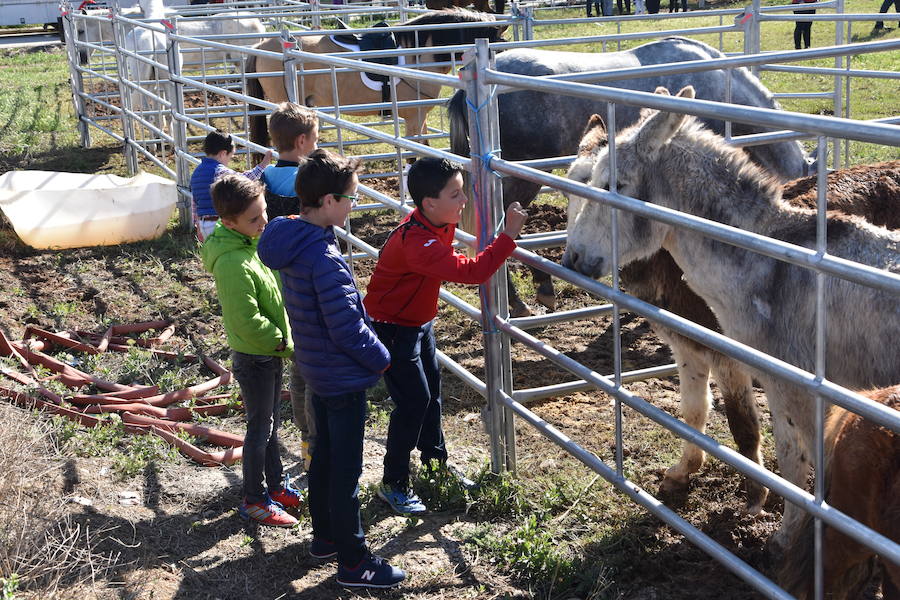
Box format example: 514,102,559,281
260,149,274,168
502,202,528,240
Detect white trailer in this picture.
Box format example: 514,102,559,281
0,0,64,28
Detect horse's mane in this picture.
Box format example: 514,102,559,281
395,9,501,49
653,114,785,209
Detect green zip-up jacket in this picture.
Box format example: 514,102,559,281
200,222,293,358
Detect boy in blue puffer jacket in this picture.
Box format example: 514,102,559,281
257,149,404,590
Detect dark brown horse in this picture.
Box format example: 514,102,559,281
425,0,505,15
568,111,900,515
780,384,900,600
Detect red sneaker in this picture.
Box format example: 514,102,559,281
269,485,302,510
239,498,298,527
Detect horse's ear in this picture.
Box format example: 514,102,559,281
676,85,695,100
635,87,691,157
653,86,671,96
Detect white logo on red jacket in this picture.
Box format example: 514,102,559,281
423,239,437,247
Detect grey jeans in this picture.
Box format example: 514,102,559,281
289,360,316,454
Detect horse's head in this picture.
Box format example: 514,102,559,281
562,86,695,279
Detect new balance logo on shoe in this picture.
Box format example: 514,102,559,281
361,570,376,581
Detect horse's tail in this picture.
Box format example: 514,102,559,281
245,54,270,158
448,89,478,237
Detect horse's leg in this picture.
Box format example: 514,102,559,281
711,356,767,514
660,339,712,496
765,381,813,550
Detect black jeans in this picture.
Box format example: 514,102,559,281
875,0,900,28
374,321,448,489
307,391,367,567
793,21,812,48
232,351,284,504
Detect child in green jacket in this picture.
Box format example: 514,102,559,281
200,174,300,527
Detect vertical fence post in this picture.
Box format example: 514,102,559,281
399,0,409,23
523,6,534,41
111,8,139,175
166,17,191,232
311,0,321,29
62,7,92,149
832,0,845,169
282,31,299,104
464,39,513,474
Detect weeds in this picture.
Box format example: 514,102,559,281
1,404,120,597
0,575,19,600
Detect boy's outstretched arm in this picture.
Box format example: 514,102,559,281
312,256,390,373
406,203,529,285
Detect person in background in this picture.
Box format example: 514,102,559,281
260,102,319,220
189,130,272,242
874,0,899,30
792,0,817,49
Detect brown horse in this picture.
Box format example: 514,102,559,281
567,112,900,514
425,0,506,15
780,384,900,600
246,9,505,149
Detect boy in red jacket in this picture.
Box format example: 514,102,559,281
364,157,527,514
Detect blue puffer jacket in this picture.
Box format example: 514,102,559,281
257,216,390,395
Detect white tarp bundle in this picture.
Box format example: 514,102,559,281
0,170,176,250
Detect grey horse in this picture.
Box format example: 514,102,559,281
448,36,814,316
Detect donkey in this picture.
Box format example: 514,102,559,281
448,36,815,317
780,384,900,600
568,113,900,513
562,85,900,547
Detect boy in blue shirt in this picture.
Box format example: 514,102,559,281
261,102,319,220
258,149,404,589
189,130,272,241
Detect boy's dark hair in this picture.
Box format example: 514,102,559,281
295,149,361,211
211,174,264,220
269,102,317,153
203,130,234,156
406,157,464,209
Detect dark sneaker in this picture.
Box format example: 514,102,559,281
269,484,302,510
310,538,337,560
377,483,427,515
337,553,405,588
238,497,298,527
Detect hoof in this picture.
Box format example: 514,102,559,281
657,469,690,505
535,292,556,312
509,304,532,318
743,482,769,516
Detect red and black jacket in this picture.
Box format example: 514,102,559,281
364,208,516,327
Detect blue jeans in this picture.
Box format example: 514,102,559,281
373,321,448,489
232,351,284,504
308,391,367,567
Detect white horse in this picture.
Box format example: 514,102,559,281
563,85,900,547
77,2,265,67
122,0,178,144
